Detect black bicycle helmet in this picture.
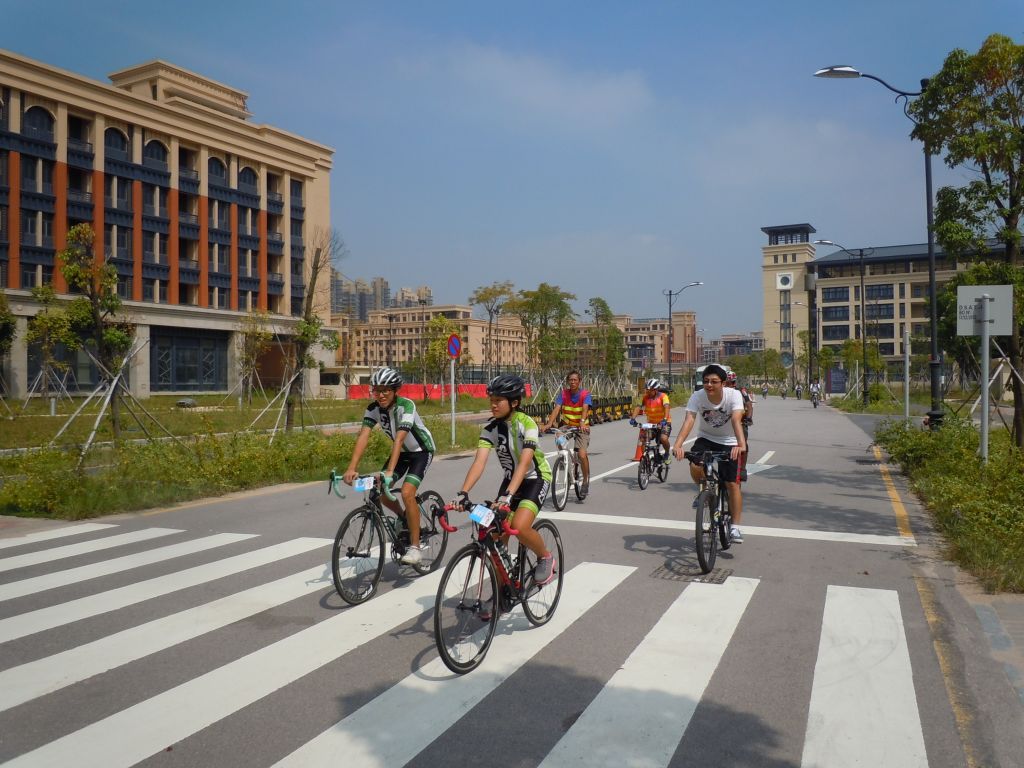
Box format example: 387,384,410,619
486,374,527,401
370,367,403,388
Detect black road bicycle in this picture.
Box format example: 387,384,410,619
434,498,564,674
683,450,734,573
549,427,587,510
636,422,670,490
328,470,449,605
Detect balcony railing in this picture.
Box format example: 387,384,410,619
267,191,283,202
67,189,93,203
179,212,199,225
179,167,199,180
67,137,93,152
268,231,283,242
143,204,168,217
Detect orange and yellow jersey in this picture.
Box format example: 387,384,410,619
641,392,671,422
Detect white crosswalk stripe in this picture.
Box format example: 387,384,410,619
0,532,257,602
0,522,118,550
0,525,934,768
0,527,180,572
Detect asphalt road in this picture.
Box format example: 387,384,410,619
1,394,1022,767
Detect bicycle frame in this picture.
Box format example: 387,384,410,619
441,501,523,602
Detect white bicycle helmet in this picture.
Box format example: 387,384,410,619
370,367,403,388
645,378,661,390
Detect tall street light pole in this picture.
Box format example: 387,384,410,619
663,281,703,391
814,240,871,408
814,65,941,427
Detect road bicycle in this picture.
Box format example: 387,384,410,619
635,422,670,490
548,426,587,510
434,497,564,674
683,449,734,573
327,470,449,605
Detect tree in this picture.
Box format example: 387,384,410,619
469,281,514,378
504,283,576,372
23,285,79,399
0,290,15,391
237,310,272,404
910,33,1024,445
284,226,342,430
817,346,836,382
59,223,134,436
586,297,626,378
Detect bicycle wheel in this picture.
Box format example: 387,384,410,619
520,519,565,626
573,457,586,501
718,493,733,551
434,545,499,674
656,453,669,483
637,453,651,489
551,456,569,510
332,507,386,604
694,490,718,573
411,490,449,575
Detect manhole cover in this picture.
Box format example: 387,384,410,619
650,564,733,584
855,459,884,466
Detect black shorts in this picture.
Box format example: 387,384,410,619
689,437,740,484
651,424,672,441
497,476,549,516
382,451,433,488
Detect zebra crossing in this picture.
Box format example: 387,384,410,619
0,521,933,767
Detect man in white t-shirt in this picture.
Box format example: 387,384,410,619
672,363,748,542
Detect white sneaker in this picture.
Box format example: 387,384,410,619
400,545,423,565
730,526,743,543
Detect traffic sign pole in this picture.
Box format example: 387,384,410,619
446,334,462,446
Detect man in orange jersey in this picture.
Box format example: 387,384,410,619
629,378,672,463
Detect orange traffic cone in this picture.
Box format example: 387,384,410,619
633,432,644,461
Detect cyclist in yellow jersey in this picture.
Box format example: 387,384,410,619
541,370,592,492
629,378,672,463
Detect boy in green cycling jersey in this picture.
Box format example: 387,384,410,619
452,374,557,585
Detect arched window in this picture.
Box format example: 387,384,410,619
143,140,168,165
23,106,55,139
238,166,258,189
208,157,226,180
104,128,129,155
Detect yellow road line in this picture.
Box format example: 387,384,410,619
913,573,981,768
873,445,915,541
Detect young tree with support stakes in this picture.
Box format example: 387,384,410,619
910,33,1024,445
587,297,626,378
469,280,514,379
284,226,342,431
23,285,78,402
237,310,272,405
59,223,134,437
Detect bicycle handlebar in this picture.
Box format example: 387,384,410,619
327,470,397,502
683,449,733,464
441,498,520,536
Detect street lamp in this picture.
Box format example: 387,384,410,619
814,65,942,427
814,240,871,407
663,281,703,391
794,300,820,384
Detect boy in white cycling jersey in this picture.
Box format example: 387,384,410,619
672,363,748,542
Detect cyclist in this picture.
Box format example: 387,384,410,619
795,382,803,400
343,367,435,566
672,363,748,542
761,382,769,400
452,374,557,585
541,370,592,493
809,378,822,404
630,378,672,463
725,371,752,482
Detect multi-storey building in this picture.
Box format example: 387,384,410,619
0,51,333,397
760,222,969,381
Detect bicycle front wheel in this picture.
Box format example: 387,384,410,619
520,519,565,626
694,490,718,573
656,455,669,483
637,453,651,489
434,545,499,674
332,507,386,604
412,490,449,575
551,456,569,510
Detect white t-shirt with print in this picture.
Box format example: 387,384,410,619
685,387,745,445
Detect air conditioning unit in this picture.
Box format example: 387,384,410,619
776,272,794,290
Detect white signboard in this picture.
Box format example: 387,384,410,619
956,284,1013,336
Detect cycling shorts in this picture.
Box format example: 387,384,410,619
689,437,740,484
651,424,672,442
497,476,549,517
382,451,433,489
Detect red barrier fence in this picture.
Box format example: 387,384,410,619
347,384,531,402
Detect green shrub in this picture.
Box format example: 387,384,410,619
876,416,1024,592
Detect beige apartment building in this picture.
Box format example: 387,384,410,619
761,223,964,383
0,50,333,398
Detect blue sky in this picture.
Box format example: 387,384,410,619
5,1,1021,336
